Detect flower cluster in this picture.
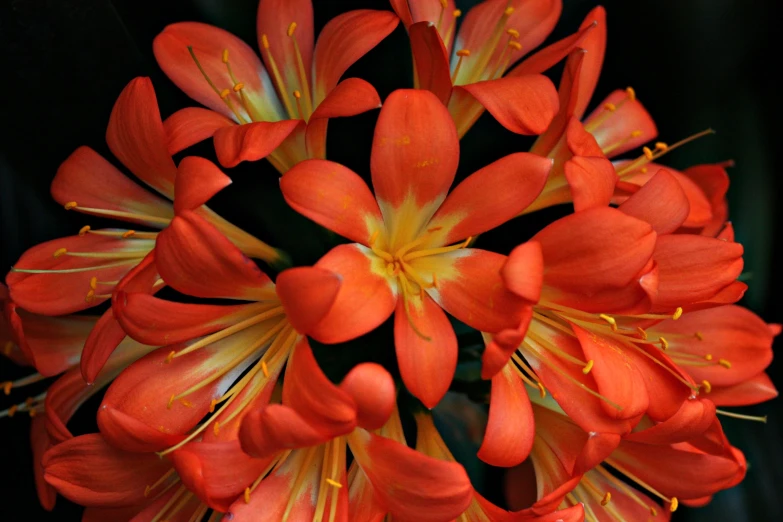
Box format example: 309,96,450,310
1,0,777,521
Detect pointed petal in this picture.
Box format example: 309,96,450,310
348,428,473,522
626,397,716,445
80,309,126,384
482,327,526,379
409,22,452,105
563,119,617,211
619,169,690,234
31,417,57,511
156,210,274,301
163,107,234,156
573,469,670,522
276,266,342,335
154,22,282,122
106,78,178,198
395,293,456,408
43,434,170,507
313,9,399,104
429,153,552,243
280,159,382,244
310,77,382,121
503,241,544,303
570,6,606,119
652,235,744,309
371,89,459,210
428,249,528,333
458,75,559,135
584,89,657,158
479,363,534,467
52,146,174,227
708,373,778,406
681,163,730,235
310,244,397,344
173,156,231,213
213,119,301,168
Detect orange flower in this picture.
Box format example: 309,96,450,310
153,0,399,172
391,0,581,138
279,89,553,407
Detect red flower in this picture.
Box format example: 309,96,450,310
154,0,399,172
280,89,552,407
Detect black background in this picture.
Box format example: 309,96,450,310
1,0,781,520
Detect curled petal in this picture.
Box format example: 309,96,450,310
164,107,234,156
626,397,716,445
173,156,232,213
276,266,342,335
214,119,301,168
619,169,690,234
340,363,396,431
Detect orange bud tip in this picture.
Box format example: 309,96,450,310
504,6,515,15
64,201,78,210
705,353,713,361
167,395,175,409
244,487,251,503
325,478,343,488
604,102,617,111
2,382,12,395
122,230,136,238
659,337,669,350
219,88,231,99
453,9,462,17
626,86,636,100
601,492,611,506
456,49,471,57
508,41,522,51
79,225,91,235
287,22,297,37
261,361,269,378
233,82,245,92
261,34,270,49
719,358,732,369
643,146,654,160
672,307,683,320
213,421,221,436
701,380,712,394
631,130,643,138
669,498,679,512
221,49,229,63
506,28,520,38
582,360,594,374
165,351,176,364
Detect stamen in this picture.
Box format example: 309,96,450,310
601,492,611,506
701,380,712,393
716,409,767,423
598,314,618,331
260,34,296,118
443,10,462,48
604,102,617,111
122,230,135,238
62,203,172,225
643,146,654,160
244,487,251,503
659,337,669,350
79,225,91,235
617,129,716,177
670,498,679,512
165,351,176,363
167,394,175,409
64,201,78,210
261,360,269,378
287,22,314,119
506,28,520,39
582,359,594,374
695,331,704,340
187,47,248,124
209,399,217,413
451,49,471,83
368,230,380,245
705,354,713,360
325,478,342,488
636,326,648,340
2,381,12,395
213,421,220,436
719,358,732,369
626,86,636,100
53,248,67,258
293,90,304,119
672,307,683,320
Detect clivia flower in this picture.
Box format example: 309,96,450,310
5,77,280,384
153,0,399,172
280,88,554,408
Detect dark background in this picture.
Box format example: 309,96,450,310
1,0,781,520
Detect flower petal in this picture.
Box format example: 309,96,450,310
408,21,453,105
427,249,528,333
310,78,382,121
457,75,559,135
276,266,342,335
395,293,457,408
563,119,617,211
313,9,399,104
31,416,57,511
569,6,606,119
106,78,178,198
707,373,778,407
173,156,231,213
618,169,690,234
281,159,383,245
348,428,473,522
163,107,234,156
52,146,174,227
79,309,126,384
479,363,534,467
371,89,459,211
626,397,716,445
503,241,544,303
509,18,596,78
339,363,396,431
681,163,730,235
240,403,330,458
154,22,282,122
213,119,302,168
156,210,274,301
584,89,657,158
310,244,397,344
428,153,552,243
43,434,170,507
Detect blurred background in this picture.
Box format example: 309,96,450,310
1,0,781,520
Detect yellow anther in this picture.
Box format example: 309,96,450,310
165,351,176,363
213,421,221,436
537,382,546,398
261,361,269,378
85,289,95,303
508,41,522,51
53,248,67,258
2,381,12,395
582,360,594,374
636,326,648,340
287,22,297,37
506,28,520,38
244,487,251,503
705,353,713,361
326,478,343,488
368,230,380,245
643,146,654,160
220,88,231,99
180,399,193,408
7,405,18,417
598,313,618,331
89,277,98,290
222,49,229,63
233,82,245,92
167,394,175,409
655,142,669,151
650,507,658,516
604,102,617,111
640,167,648,173
144,485,152,498
209,399,217,413
659,337,669,350
504,6,515,15
453,9,462,17
719,358,732,369
293,90,302,99
672,307,683,320
601,492,611,506
122,230,136,238
79,225,91,235
701,380,712,393
695,331,704,341
631,130,643,138
669,498,679,512
261,34,270,49
626,86,636,100
456,49,471,57
64,201,78,210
